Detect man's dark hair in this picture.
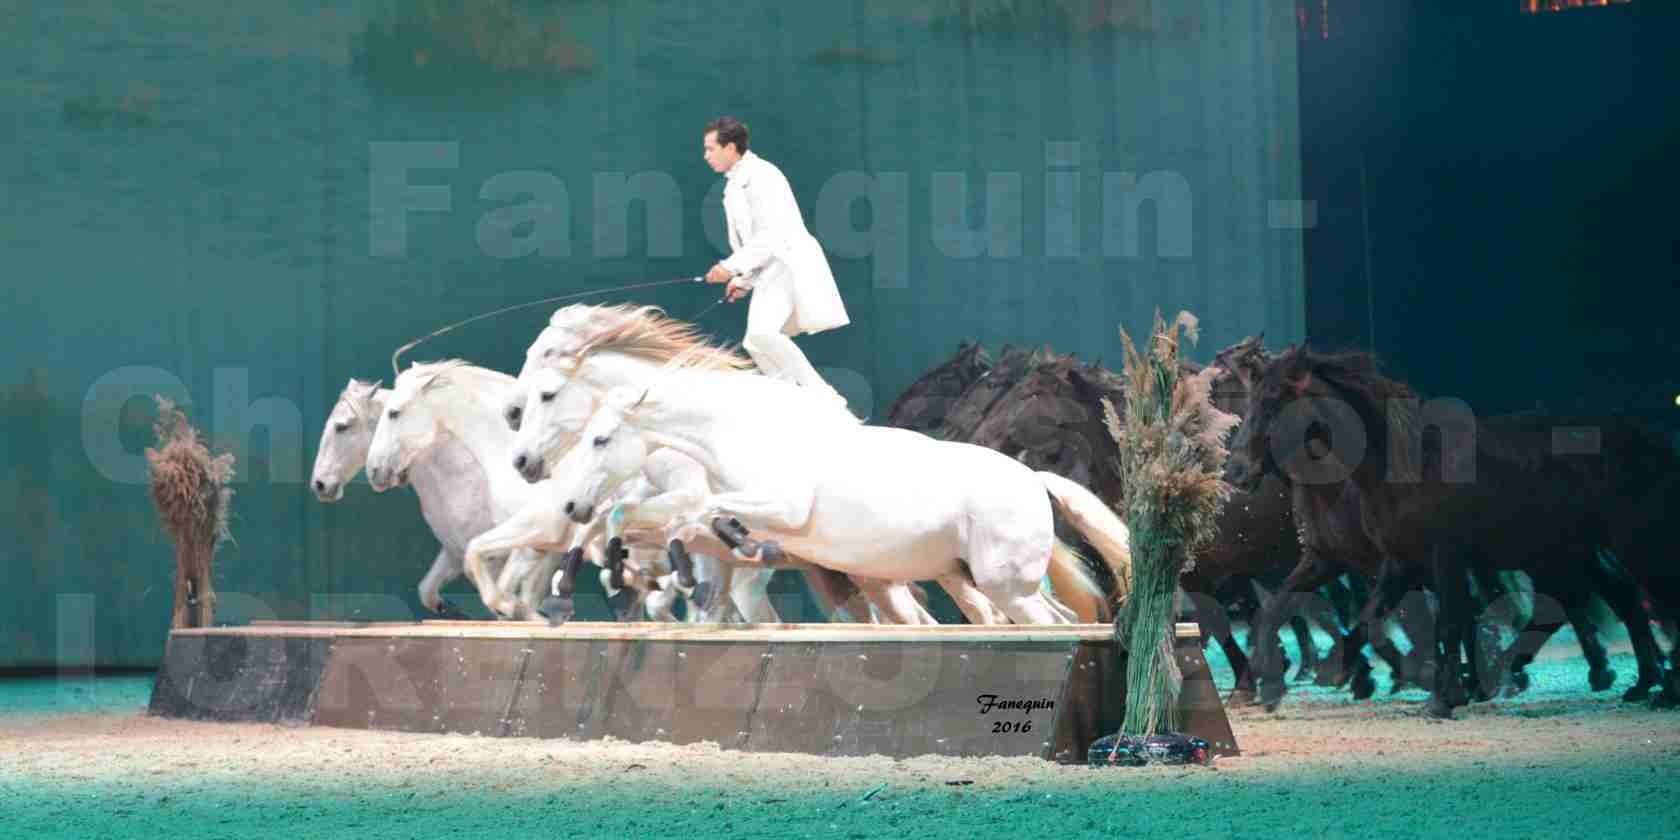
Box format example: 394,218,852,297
705,116,750,154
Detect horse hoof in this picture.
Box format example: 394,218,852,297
1293,667,1317,685
1424,699,1455,720
539,596,574,627
758,540,787,566
1351,669,1377,701
432,600,468,620
1622,682,1655,703
1226,688,1256,707
1314,668,1344,688
711,516,751,549
1648,690,1678,710
1590,668,1618,693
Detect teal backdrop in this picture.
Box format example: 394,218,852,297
2,1,1303,667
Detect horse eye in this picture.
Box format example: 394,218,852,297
387,409,400,420
592,435,610,448
540,391,556,403
333,422,350,433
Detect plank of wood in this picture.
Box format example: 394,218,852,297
170,621,1200,643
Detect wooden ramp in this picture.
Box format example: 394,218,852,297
148,621,1238,764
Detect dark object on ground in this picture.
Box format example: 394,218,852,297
1087,731,1212,767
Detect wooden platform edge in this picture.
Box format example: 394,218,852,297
150,622,1238,763
183,621,1203,643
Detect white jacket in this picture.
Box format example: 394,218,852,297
720,151,850,336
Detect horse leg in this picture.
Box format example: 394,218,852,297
937,570,1011,625
540,547,587,625
1288,614,1320,684
463,505,570,619
1585,551,1670,702
1426,546,1473,719
1345,560,1419,701
730,567,781,624
800,565,873,623
515,551,563,619
489,548,547,620
1181,588,1255,704
418,546,467,617
854,579,935,625
1563,595,1615,693
1251,551,1343,711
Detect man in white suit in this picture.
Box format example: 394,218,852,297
701,116,850,407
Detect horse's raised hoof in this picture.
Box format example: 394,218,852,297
431,599,469,620
539,596,575,627
1293,667,1317,685
756,540,787,566
712,517,751,550
668,539,696,590
1589,667,1618,693
1315,665,1345,688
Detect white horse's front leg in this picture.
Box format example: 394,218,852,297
936,572,1011,625
463,499,571,618
417,547,464,617
491,548,545,620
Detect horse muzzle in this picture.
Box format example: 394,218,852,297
513,451,546,484
564,500,594,524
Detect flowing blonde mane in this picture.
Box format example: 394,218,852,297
565,304,755,373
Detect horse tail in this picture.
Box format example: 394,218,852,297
1038,471,1132,622
1046,538,1108,624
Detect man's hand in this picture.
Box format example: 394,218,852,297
725,278,750,303
704,263,734,284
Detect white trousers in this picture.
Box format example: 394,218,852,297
742,268,840,398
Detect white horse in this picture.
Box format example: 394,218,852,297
363,361,567,619
543,368,1133,625
501,305,937,623
310,378,500,617
366,359,712,622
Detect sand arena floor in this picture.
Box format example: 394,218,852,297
3,628,1677,839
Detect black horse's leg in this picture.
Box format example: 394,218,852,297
1426,546,1473,719
1184,586,1256,704
1252,551,1343,712
1585,551,1669,702
1288,614,1320,683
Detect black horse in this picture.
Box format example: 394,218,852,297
1224,345,1670,717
